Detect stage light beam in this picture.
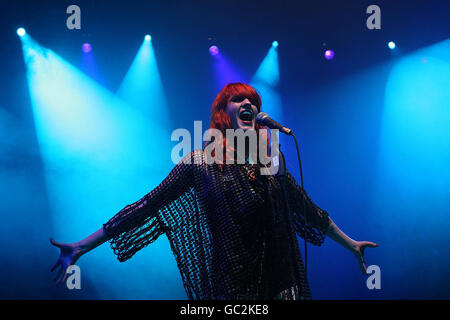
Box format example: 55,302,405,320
19,33,182,299
210,47,245,90
117,35,172,146
251,43,282,122
388,41,396,50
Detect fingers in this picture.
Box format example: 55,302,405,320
57,272,64,286
50,259,60,272
53,265,63,284
360,241,379,258
50,238,63,248
361,261,367,275
355,241,378,276
360,246,366,257
61,270,69,285
362,241,379,248
56,266,67,286
357,253,367,275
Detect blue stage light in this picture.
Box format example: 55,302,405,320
20,34,179,299
251,44,282,122
272,41,279,48
388,41,396,50
17,28,26,37
145,35,151,41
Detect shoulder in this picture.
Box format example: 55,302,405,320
178,149,205,166
191,149,204,163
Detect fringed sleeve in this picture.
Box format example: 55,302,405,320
103,151,198,262
284,171,331,246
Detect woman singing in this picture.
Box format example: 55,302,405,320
50,82,378,300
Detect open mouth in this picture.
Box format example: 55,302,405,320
239,108,254,122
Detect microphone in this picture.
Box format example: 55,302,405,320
255,112,293,135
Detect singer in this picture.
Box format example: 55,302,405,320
50,82,378,300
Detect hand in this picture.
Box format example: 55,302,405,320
50,238,83,286
351,241,379,275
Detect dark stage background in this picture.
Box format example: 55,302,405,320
0,0,449,299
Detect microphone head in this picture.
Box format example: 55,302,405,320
255,112,269,125
255,112,293,135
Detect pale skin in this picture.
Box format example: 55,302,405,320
51,95,379,286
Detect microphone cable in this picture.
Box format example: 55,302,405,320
291,132,309,274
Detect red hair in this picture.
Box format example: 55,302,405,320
205,83,269,164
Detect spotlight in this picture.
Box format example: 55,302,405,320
17,27,26,37
324,49,334,60
272,41,279,48
145,35,151,41
388,41,396,50
209,45,219,56
82,43,92,53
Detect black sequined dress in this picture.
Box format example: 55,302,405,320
103,149,331,300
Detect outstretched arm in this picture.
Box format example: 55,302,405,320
283,170,379,274
50,150,200,285
326,219,379,275
75,226,110,254
50,227,109,286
